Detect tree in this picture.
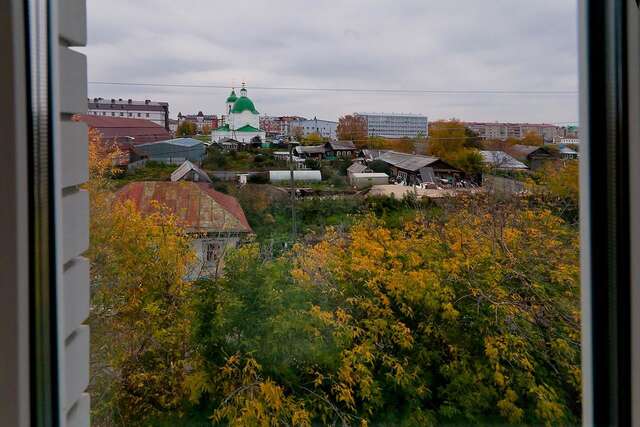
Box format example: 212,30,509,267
427,119,467,159
290,126,304,141
202,124,212,135
337,115,367,146
521,131,544,146
86,134,196,424
292,198,580,425
176,120,197,137
302,132,324,145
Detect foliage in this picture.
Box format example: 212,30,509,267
291,196,580,425
302,132,324,145
176,121,197,137
534,160,579,223
87,136,196,425
112,161,176,188
183,196,580,425
290,126,304,141
202,124,212,135
304,158,321,170
428,119,484,174
521,131,544,146
337,115,368,145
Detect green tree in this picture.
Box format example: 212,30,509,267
176,120,197,136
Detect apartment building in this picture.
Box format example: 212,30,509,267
464,122,561,141
354,112,428,138
177,111,219,132
287,117,337,139
88,97,170,130
259,115,306,137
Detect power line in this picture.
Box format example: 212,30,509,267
88,81,578,96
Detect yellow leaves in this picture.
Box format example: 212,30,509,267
496,388,524,423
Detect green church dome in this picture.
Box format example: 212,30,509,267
231,96,259,114
226,90,238,103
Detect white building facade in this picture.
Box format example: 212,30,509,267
287,117,338,139
212,84,266,144
355,112,428,138
88,97,170,129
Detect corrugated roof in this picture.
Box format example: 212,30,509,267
377,151,442,171
507,144,552,161
295,145,326,154
115,181,252,233
170,160,212,183
351,172,388,178
75,114,171,144
479,150,528,170
137,137,202,148
327,140,356,150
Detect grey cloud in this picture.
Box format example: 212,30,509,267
82,0,578,123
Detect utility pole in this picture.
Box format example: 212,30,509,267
289,141,297,239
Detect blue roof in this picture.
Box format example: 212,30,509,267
137,137,203,148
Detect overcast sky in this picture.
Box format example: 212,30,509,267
80,0,578,124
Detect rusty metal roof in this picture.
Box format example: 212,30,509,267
115,181,252,234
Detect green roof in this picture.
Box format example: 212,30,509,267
226,90,237,103
215,124,230,131
235,124,261,132
231,96,259,114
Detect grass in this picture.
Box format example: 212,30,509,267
111,161,176,188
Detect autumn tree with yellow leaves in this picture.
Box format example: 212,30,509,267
86,131,196,425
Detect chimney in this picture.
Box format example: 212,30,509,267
145,99,150,104
128,99,132,104
110,98,115,103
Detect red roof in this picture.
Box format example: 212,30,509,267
114,181,252,234
75,115,171,144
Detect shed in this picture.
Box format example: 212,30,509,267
350,172,389,189
136,137,205,163
294,145,326,159
171,160,211,183
269,170,322,183
347,162,370,177
559,146,579,159
507,144,555,170
376,151,463,185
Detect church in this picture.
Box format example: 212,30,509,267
211,83,266,144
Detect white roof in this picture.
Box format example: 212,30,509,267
170,160,212,182
479,150,528,170
351,173,388,178
269,170,322,182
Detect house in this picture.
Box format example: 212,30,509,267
170,160,212,183
479,150,529,171
350,172,389,188
115,181,252,279
559,146,579,160
294,145,326,159
507,144,555,170
324,140,356,158
269,170,322,183
375,151,463,185
135,137,206,164
75,114,171,144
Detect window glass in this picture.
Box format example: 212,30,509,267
84,2,580,426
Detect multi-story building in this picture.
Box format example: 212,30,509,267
464,122,561,141
354,113,428,138
259,115,306,137
177,111,219,132
88,97,170,130
287,117,337,139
